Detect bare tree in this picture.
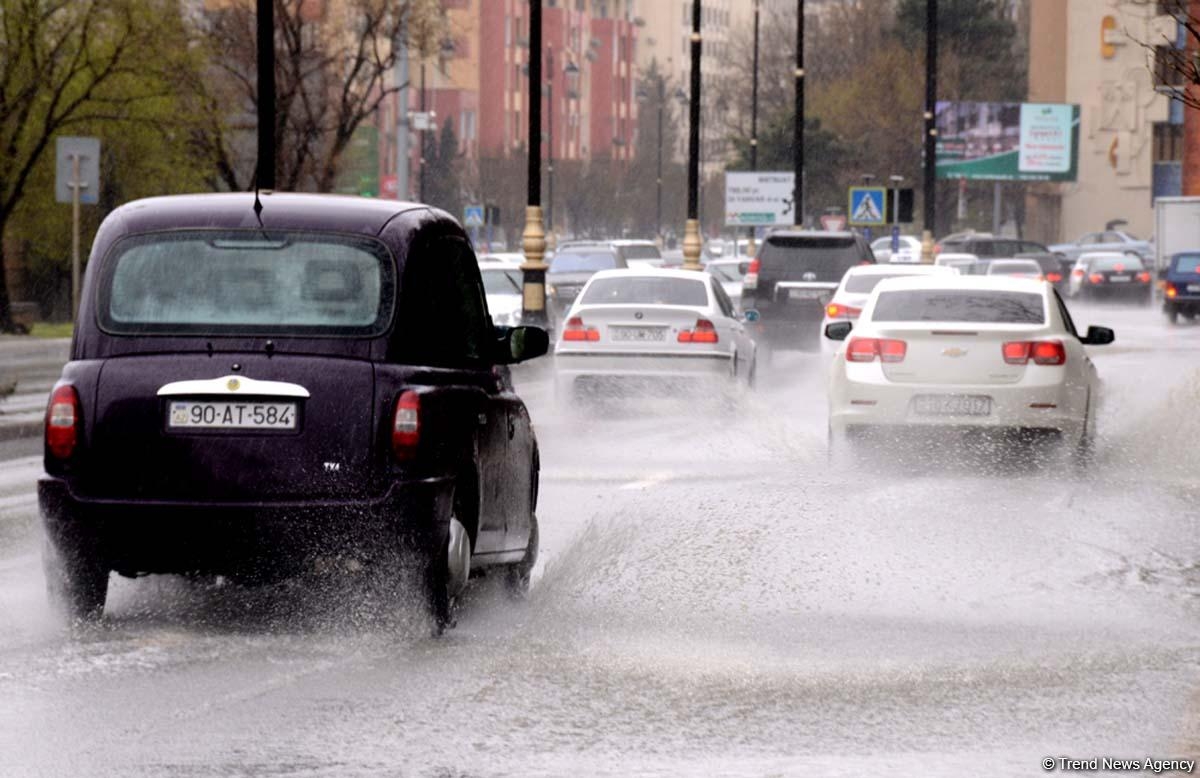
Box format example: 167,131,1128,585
0,0,189,331
1132,0,1200,110
191,0,444,192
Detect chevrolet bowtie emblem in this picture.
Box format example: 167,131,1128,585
942,347,967,358
227,377,241,391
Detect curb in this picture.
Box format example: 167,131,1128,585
0,420,41,444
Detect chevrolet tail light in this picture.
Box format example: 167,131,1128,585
1003,340,1066,366
846,337,906,363
46,384,80,459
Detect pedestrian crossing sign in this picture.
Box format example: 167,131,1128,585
848,187,887,226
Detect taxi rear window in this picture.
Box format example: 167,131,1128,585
99,231,394,336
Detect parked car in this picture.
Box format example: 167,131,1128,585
1048,230,1152,262
481,265,525,327
38,193,549,634
870,235,923,263
825,275,1113,463
1161,252,1200,323
546,243,628,318
1068,252,1153,302
554,267,756,403
936,233,1055,261
741,231,875,352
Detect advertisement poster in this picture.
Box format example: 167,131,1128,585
935,101,1079,182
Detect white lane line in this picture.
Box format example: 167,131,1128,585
618,472,673,491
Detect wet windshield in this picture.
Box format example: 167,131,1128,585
481,269,522,295
873,289,1046,324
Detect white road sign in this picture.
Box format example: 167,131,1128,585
725,172,796,227
55,136,100,205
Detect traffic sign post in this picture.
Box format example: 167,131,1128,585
725,172,797,227
463,205,484,227
56,137,100,322
848,186,887,226
891,225,901,253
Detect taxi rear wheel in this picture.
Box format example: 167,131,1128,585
42,533,108,623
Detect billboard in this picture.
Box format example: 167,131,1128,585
935,101,1079,182
725,172,796,226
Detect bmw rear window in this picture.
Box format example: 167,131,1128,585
872,290,1045,324
99,231,394,336
581,277,709,307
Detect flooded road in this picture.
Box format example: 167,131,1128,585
1,301,1198,776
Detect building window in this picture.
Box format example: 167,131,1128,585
1154,122,1184,162
1155,44,1187,89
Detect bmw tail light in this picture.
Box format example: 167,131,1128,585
46,384,80,459
678,318,719,343
846,337,905,363
743,258,761,290
1003,340,1066,366
392,390,420,461
826,302,863,319
562,316,600,342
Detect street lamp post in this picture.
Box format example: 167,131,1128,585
682,0,703,271
794,0,805,228
749,0,760,256
922,0,938,261
521,0,549,328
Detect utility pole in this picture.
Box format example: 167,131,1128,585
682,0,703,271
256,0,275,190
922,0,938,260
749,0,760,255
794,0,804,227
520,0,549,328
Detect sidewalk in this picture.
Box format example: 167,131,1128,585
0,337,70,442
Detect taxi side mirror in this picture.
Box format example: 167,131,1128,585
493,325,549,363
825,321,853,341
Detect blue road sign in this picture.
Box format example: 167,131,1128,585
463,205,484,227
848,187,887,226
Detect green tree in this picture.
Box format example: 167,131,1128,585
0,0,202,331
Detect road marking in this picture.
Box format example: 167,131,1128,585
618,472,673,491
0,456,43,494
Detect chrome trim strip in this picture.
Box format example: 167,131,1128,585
156,375,311,398
554,350,732,360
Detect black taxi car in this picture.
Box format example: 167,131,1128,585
39,193,548,633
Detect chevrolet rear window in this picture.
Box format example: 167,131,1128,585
99,231,394,336
873,289,1045,324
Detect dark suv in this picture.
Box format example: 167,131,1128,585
1163,252,1200,323
39,193,548,633
741,231,875,349
546,242,629,319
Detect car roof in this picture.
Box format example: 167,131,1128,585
873,275,1049,294
766,229,857,240
609,239,658,247
1078,251,1129,261
989,258,1042,267
934,253,979,262
706,257,747,267
588,267,712,282
844,263,954,277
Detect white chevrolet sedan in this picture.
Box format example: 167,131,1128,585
825,276,1113,458
554,268,757,403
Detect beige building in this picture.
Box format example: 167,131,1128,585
1027,0,1178,244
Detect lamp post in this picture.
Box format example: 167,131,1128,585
521,0,548,328
748,0,760,256
922,0,938,262
682,0,703,271
794,0,804,227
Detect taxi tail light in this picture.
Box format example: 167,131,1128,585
1046,272,1063,283
392,390,420,461
1136,271,1151,283
1003,340,1066,366
45,384,80,459
826,302,863,319
846,337,906,363
562,316,600,342
1088,273,1105,284
743,258,761,290
678,318,719,343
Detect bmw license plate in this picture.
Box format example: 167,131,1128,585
168,401,297,429
912,394,991,417
1109,274,1131,283
611,326,665,342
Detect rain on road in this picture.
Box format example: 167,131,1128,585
0,301,1198,776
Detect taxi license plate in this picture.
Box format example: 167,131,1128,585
611,327,665,342
1109,274,1131,283
912,394,991,417
168,400,297,430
